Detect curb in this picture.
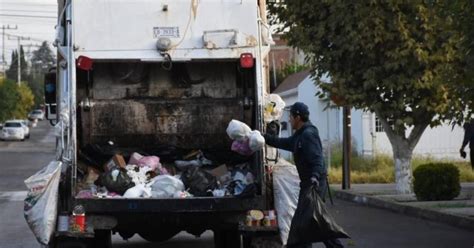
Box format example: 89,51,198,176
333,189,474,232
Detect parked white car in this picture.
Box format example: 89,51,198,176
1,121,26,141
28,109,45,121
19,120,31,138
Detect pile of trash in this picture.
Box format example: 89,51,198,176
75,120,262,199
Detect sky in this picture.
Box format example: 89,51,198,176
0,0,58,68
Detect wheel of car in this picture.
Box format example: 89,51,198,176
27,134,30,139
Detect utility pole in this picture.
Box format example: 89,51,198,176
342,105,352,190
8,35,30,85
2,25,18,75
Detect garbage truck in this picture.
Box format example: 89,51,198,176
44,0,279,247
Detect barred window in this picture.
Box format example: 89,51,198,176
375,117,385,132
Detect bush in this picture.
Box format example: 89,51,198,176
413,163,461,201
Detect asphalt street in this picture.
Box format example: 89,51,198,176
0,121,472,248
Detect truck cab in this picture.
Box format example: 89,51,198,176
49,0,274,247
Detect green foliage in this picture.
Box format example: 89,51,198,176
5,41,54,109
0,78,19,122
269,1,471,192
413,163,461,201
328,153,474,184
445,1,474,122
270,62,309,88
12,83,35,119
6,51,18,81
6,46,28,83
29,41,55,108
31,41,55,74
269,1,464,132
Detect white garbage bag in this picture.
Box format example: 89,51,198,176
123,184,152,198
151,175,185,198
226,119,251,141
272,159,300,245
248,130,265,152
24,161,62,246
264,94,286,123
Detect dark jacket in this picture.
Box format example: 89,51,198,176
264,122,327,188
462,121,474,149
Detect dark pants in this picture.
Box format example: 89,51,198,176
287,177,344,248
470,149,474,170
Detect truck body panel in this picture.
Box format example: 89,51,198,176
52,0,273,245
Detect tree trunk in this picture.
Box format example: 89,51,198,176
392,144,413,194
375,111,429,194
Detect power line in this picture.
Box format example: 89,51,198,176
0,14,56,19
2,32,50,42
0,9,57,14
1,3,57,7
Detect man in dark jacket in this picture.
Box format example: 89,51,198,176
264,102,343,248
460,119,474,170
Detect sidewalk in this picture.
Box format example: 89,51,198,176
331,183,474,231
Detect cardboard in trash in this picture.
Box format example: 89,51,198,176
103,154,126,172
208,164,231,184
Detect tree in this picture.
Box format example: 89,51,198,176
448,1,474,120
269,1,465,193
31,41,55,74
5,46,28,84
6,51,18,81
270,62,309,91
29,41,56,107
0,77,19,122
12,83,35,119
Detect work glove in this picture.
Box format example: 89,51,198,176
266,121,280,136
460,149,467,159
310,177,320,188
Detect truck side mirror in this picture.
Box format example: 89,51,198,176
44,69,57,120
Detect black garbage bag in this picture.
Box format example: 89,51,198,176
287,185,349,246
95,168,135,195
181,167,217,197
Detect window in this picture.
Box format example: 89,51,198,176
375,117,384,133
5,122,22,128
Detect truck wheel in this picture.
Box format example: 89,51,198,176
244,235,282,248
50,237,88,248
92,230,112,248
138,228,180,243
213,228,241,248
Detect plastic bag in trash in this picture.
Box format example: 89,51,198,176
24,161,62,245
96,168,135,195
263,94,286,123
126,164,154,185
287,185,350,246
128,152,144,165
249,130,265,152
231,139,254,156
123,184,152,198
137,156,161,171
150,175,185,198
226,119,251,141
181,167,217,197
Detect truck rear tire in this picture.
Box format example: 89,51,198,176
213,228,241,248
93,230,112,248
138,228,180,243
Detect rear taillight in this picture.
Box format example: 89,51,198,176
240,53,254,68
77,56,93,71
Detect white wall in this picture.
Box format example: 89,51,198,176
277,76,342,160
373,120,465,159
276,75,466,161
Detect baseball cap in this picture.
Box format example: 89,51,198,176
290,102,309,116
